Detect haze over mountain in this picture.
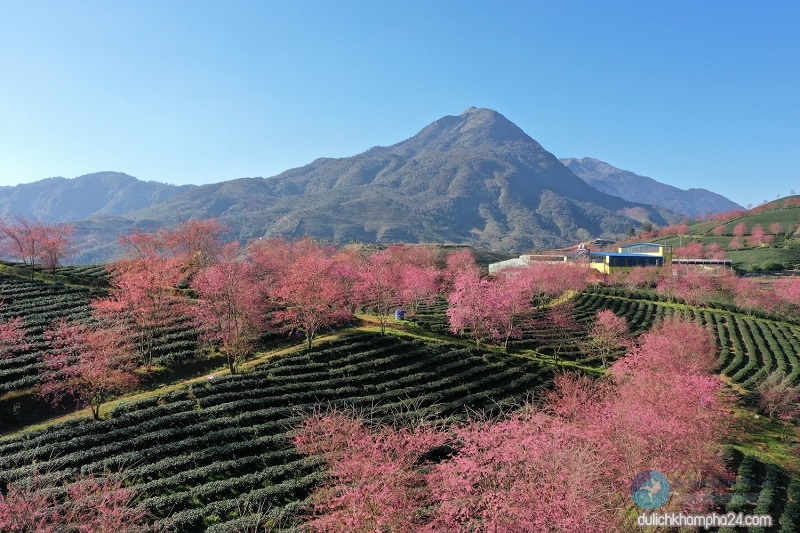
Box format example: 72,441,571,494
89,108,675,259
561,157,743,217
0,172,192,222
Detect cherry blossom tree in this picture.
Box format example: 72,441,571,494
426,412,617,533
588,318,731,510
640,227,659,240
446,261,590,351
770,222,783,237
399,264,440,315
0,216,47,279
293,409,446,533
732,222,748,239
40,318,140,420
706,242,726,260
117,220,231,277
659,223,690,237
400,244,438,269
39,223,75,273
625,265,661,289
729,236,742,251
774,276,800,316
656,270,682,303
712,225,726,237
360,244,442,317
732,276,777,316
331,245,363,315
191,259,264,374
272,239,351,349
552,320,729,503
248,237,296,289
163,218,230,273
354,246,410,334
544,301,583,362
757,370,800,421
516,263,590,308
674,240,704,258
95,256,189,370
118,228,166,260
0,309,28,360
749,224,766,246
613,316,718,377
587,309,629,367
673,270,718,307
0,469,154,532
446,268,493,348
485,270,536,350
441,249,479,293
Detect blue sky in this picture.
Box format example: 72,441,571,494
0,1,797,207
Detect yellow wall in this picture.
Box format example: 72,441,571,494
589,259,609,274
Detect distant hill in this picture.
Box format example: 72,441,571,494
102,108,676,260
560,157,742,217
0,172,192,222
613,196,800,272
681,195,800,271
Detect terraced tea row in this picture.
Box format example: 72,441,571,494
0,274,198,396
52,264,111,282
413,300,588,359
720,449,799,533
411,290,800,387
0,275,93,393
0,332,554,532
571,291,800,387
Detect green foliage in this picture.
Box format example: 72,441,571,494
781,479,800,533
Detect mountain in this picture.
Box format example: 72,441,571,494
560,157,742,217
0,172,193,222
116,108,679,253
75,108,679,261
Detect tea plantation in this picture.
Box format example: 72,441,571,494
0,273,198,399
1,274,799,531
0,332,554,531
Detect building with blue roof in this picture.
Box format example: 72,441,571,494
488,242,674,275
588,243,672,274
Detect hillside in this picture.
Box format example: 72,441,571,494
0,332,555,531
1,283,798,530
659,196,800,271
0,269,198,426
78,108,677,261
561,157,742,217
0,172,192,222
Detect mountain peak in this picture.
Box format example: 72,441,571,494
405,107,534,153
